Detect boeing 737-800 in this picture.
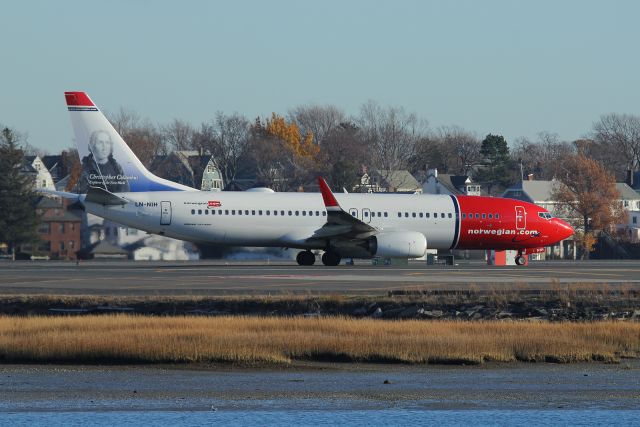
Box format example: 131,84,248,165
49,92,573,266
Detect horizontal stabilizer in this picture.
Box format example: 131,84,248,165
85,186,128,206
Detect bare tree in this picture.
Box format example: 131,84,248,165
194,112,251,186
591,113,640,179
356,100,427,185
319,121,369,190
162,119,194,151
288,104,345,146
511,132,575,181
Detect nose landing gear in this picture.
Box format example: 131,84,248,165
515,250,527,266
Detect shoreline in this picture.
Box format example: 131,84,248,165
2,289,639,321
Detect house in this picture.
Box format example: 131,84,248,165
149,151,223,191
35,197,82,260
502,180,640,218
23,156,55,190
422,168,482,196
356,170,421,193
501,179,561,215
41,155,63,182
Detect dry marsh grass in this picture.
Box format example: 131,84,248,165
0,315,639,365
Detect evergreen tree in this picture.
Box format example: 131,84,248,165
0,127,40,259
475,134,512,195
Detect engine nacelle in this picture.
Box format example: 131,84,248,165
370,231,427,258
330,231,427,259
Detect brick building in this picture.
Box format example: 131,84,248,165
36,197,82,260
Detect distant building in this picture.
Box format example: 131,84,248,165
422,168,482,196
35,197,82,260
23,156,55,190
357,170,421,193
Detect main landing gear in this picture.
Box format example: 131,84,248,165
515,250,526,266
321,251,341,266
296,250,316,266
296,250,342,266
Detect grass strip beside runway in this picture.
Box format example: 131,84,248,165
0,315,638,365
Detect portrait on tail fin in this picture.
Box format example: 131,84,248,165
78,130,130,193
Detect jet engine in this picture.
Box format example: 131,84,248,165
330,231,427,259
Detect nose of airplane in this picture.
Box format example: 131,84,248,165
554,219,574,240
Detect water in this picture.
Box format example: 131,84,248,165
3,409,640,426
2,363,639,425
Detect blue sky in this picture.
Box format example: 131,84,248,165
2,0,639,153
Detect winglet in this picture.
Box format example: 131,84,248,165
317,177,340,211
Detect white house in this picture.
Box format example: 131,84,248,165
422,168,482,196
23,156,55,190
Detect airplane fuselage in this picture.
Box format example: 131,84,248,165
85,190,571,253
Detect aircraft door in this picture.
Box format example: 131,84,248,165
362,208,372,223
160,201,172,225
349,208,359,219
515,206,526,230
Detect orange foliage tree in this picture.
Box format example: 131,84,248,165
551,153,626,258
248,114,319,191
265,113,318,159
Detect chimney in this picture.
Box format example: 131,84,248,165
527,174,534,181
627,170,634,187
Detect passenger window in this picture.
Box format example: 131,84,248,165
191,209,195,215
448,213,452,218
322,211,326,216
426,213,430,218
281,210,285,216
398,212,402,218
441,213,445,218
482,213,486,219
488,214,493,219
238,210,242,215
496,213,500,219
258,210,262,215
475,213,479,219
205,210,209,215
288,211,292,216
295,211,299,216
462,213,465,219
274,210,278,216
411,213,416,218
252,210,256,215
405,212,409,218
309,211,313,216
198,209,202,215
302,211,306,216
245,210,249,215
419,213,423,218
224,210,229,215
384,212,388,217
316,211,319,216
232,210,236,215
434,213,437,218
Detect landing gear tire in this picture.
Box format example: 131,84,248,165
515,255,526,266
321,251,341,266
296,251,316,266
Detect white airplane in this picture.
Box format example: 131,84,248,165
51,92,573,266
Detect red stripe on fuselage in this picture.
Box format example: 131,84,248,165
455,195,556,250
64,92,94,107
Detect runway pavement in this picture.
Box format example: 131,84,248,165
1,260,639,296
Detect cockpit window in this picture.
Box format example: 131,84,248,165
538,212,553,220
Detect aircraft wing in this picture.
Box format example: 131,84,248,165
309,177,378,241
